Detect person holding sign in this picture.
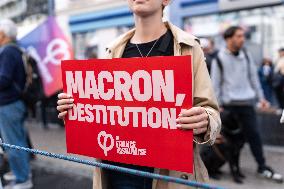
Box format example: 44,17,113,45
57,0,221,189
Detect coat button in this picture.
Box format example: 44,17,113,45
180,174,189,180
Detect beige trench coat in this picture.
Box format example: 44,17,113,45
93,22,221,189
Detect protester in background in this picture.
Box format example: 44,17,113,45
258,58,274,104
200,38,218,73
57,0,222,189
274,48,284,109
211,26,283,183
0,19,33,189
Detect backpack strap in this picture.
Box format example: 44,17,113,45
243,48,251,77
213,52,225,106
4,44,32,91
243,49,250,63
3,44,29,74
214,52,224,88
215,53,224,76
242,48,255,89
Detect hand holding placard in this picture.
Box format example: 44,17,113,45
61,56,194,173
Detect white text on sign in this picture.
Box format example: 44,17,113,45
66,70,187,130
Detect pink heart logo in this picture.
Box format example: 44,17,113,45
97,131,114,156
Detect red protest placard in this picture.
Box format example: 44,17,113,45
61,56,193,173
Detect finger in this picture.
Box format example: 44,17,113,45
58,111,67,119
179,107,204,117
177,120,208,130
177,113,208,124
58,93,72,99
193,127,208,135
57,98,74,106
57,104,74,112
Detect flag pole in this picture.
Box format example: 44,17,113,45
48,0,55,16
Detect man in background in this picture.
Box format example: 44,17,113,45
211,26,283,183
0,19,32,189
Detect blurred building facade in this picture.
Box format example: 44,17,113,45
170,0,284,62
0,0,48,22
0,0,27,21
0,0,49,38
55,0,284,61
1,0,274,61
55,0,134,59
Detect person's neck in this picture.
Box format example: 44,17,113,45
226,44,239,55
131,13,167,44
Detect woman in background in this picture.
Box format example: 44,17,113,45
258,58,274,104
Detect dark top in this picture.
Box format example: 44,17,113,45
104,30,175,176
122,29,174,58
0,44,26,105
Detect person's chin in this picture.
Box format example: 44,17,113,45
133,0,148,3
133,9,152,17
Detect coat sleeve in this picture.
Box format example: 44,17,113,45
192,41,221,145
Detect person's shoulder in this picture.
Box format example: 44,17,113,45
2,44,21,55
0,44,23,64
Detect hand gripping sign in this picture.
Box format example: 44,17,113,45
61,56,193,173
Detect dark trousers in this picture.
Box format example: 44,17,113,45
223,105,266,167
104,161,154,189
275,86,284,109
